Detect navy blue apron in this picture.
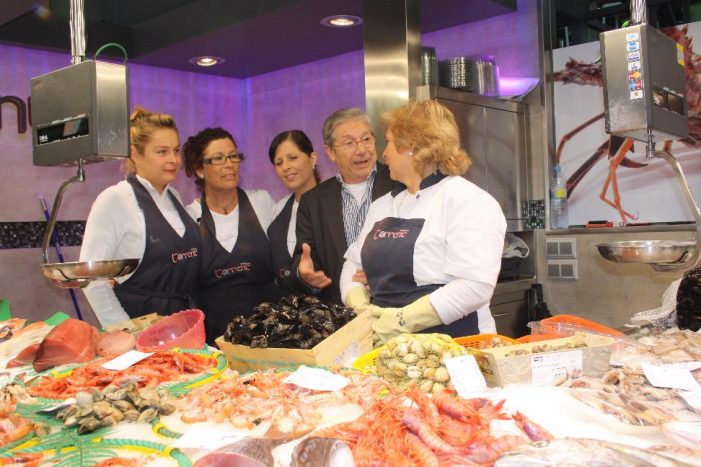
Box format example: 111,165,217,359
360,175,479,337
114,174,201,318
266,194,295,294
197,189,281,343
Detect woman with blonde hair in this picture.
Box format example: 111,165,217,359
340,99,506,342
80,107,200,326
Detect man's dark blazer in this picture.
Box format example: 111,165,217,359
291,162,394,304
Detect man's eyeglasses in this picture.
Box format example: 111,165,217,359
333,134,375,153
202,152,244,165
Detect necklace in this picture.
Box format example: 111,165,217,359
207,193,238,214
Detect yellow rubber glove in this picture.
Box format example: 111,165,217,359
344,286,371,310
370,295,443,343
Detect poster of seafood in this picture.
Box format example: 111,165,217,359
553,22,701,225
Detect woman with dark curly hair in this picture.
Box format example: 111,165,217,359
340,100,507,343
266,130,320,293
183,127,279,342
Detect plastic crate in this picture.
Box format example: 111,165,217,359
454,334,516,349
515,334,560,344
531,315,624,338
353,347,381,373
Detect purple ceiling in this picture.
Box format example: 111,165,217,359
0,0,517,78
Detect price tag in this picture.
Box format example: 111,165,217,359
531,350,582,387
101,350,154,371
283,366,349,391
171,428,245,450
663,361,701,372
642,363,701,392
444,354,487,397
677,389,701,411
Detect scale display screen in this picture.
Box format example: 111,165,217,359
36,115,89,145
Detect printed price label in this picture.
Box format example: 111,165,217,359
334,341,361,368
444,354,487,398
663,361,701,372
642,363,701,391
101,350,154,371
283,366,349,391
677,389,701,411
531,350,582,387
172,428,245,449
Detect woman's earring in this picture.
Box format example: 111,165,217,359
198,173,204,179
408,151,413,156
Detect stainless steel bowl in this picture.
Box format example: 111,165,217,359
596,240,695,265
41,259,139,289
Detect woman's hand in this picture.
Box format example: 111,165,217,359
370,296,442,343
298,243,332,289
352,269,368,286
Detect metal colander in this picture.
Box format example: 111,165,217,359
439,55,499,96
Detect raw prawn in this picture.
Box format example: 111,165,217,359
402,410,462,454
0,452,44,466
465,434,528,464
0,411,34,447
511,411,553,441
406,432,440,467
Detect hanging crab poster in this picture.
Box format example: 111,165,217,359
553,22,701,225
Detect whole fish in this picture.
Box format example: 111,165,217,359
494,438,696,467
648,445,701,467
291,437,355,467
193,438,276,467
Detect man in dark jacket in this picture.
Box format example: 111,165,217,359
291,108,394,304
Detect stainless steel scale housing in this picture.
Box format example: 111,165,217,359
33,0,138,288
596,0,701,272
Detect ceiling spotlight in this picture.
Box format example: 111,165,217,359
321,15,363,28
189,56,225,67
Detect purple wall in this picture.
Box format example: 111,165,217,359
0,44,246,221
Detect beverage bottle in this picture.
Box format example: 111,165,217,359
550,164,569,229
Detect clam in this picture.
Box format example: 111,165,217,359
123,410,140,422
112,400,136,413
158,403,176,416
137,407,158,423
77,416,102,434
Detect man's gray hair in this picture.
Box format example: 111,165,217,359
322,108,371,147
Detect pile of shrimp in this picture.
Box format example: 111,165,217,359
27,351,214,399
0,404,37,450
315,386,550,466
177,369,388,434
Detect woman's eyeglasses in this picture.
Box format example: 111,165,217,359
202,152,244,165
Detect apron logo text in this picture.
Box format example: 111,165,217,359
171,248,198,263
373,228,410,240
215,262,252,278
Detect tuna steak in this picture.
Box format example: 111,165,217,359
193,438,276,467
6,343,39,368
33,318,98,372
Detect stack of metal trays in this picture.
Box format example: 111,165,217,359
421,46,438,85
439,55,499,96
